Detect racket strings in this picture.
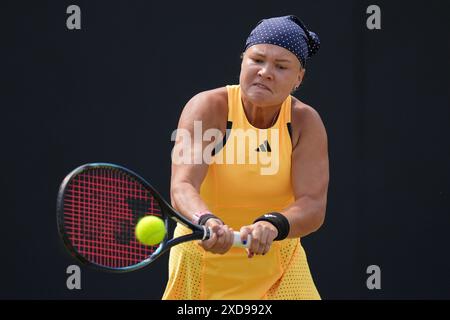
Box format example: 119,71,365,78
64,167,161,268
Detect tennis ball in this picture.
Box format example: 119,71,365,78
135,216,166,246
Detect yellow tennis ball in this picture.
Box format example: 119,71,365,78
135,216,166,246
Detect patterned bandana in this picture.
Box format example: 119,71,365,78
244,15,320,67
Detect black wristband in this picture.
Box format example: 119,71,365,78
253,212,290,241
198,214,223,226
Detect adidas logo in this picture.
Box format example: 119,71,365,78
255,140,271,152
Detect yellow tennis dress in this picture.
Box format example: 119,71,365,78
162,85,320,300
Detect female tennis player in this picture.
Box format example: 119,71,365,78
163,15,328,299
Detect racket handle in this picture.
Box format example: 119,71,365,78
233,231,251,248
204,227,251,248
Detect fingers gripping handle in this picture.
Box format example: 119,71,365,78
203,227,251,248
233,231,251,248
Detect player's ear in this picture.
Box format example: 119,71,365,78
297,67,306,87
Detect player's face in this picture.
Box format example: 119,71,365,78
240,44,305,107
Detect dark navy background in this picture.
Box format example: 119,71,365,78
1,0,449,299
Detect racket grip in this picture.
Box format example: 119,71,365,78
233,231,251,248
204,227,251,248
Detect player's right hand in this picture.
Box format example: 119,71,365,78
199,218,234,254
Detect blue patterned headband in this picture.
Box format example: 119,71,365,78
244,15,320,67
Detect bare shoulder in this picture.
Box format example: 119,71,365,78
179,87,228,130
291,96,327,148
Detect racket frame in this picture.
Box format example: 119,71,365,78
56,163,208,273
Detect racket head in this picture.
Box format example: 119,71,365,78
56,163,201,272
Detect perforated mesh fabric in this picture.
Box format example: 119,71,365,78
162,225,204,300
265,239,320,300
163,227,320,300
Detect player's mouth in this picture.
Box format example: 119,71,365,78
253,82,272,92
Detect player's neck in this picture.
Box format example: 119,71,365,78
241,98,281,129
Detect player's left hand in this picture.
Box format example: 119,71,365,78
240,221,278,258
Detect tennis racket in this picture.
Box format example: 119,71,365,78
56,163,250,273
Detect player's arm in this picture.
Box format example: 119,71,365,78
280,105,329,238
170,90,234,253
170,91,220,220
240,104,329,257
